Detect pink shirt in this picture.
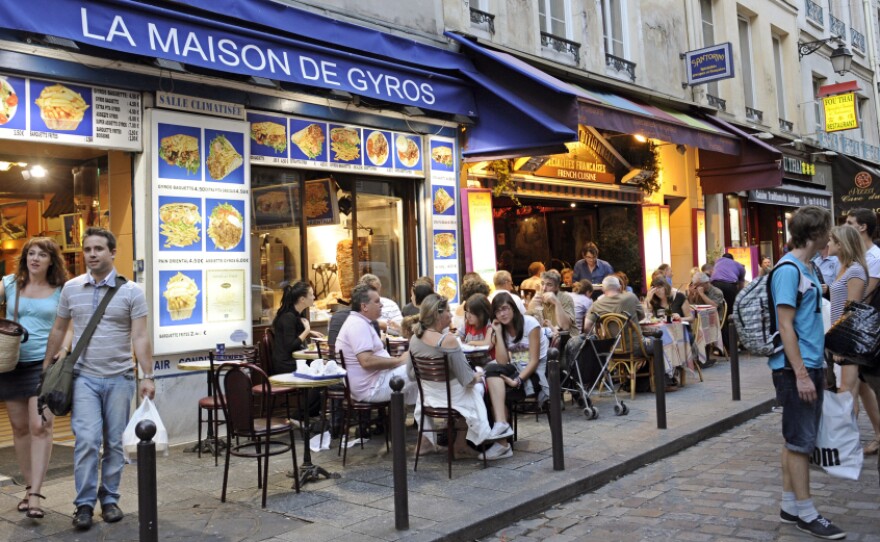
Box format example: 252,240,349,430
335,311,390,401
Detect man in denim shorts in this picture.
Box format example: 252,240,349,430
770,205,844,540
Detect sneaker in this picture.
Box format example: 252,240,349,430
780,509,798,524
101,502,124,523
478,442,513,461
72,505,93,531
796,515,846,540
488,422,513,440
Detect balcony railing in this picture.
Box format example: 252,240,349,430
829,15,845,38
540,32,580,63
605,53,637,82
746,107,764,123
469,7,495,34
779,118,794,133
806,0,824,25
852,28,866,53
707,94,727,111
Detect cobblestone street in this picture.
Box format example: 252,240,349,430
480,413,880,542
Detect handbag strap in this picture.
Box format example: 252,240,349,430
65,275,128,367
12,281,20,323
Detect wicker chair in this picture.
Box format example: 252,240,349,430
599,313,651,399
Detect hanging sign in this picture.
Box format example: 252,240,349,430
684,43,735,86
823,93,859,132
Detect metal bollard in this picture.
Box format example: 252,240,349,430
728,323,741,401
644,329,667,430
389,376,409,530
136,419,158,542
546,347,564,471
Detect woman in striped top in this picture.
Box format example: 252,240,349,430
827,225,867,397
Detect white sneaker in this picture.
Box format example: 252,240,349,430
478,442,513,461
488,422,513,440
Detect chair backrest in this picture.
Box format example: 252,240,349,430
599,313,647,359
335,349,356,404
718,299,728,328
254,330,274,383
219,362,270,437
410,353,453,411
385,337,409,357
314,337,335,360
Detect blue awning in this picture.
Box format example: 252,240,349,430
0,0,478,117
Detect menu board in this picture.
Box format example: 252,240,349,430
151,109,251,355
0,73,141,151
429,135,459,304
247,110,423,177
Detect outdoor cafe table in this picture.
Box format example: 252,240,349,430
639,320,692,386
269,371,344,487
292,348,321,360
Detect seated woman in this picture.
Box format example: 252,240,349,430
458,293,495,359
570,279,593,334
644,277,692,323
407,295,504,458
271,281,324,374
482,292,549,461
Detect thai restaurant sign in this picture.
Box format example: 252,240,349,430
823,92,859,132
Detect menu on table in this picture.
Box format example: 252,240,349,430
428,135,459,304
151,109,252,355
0,73,141,150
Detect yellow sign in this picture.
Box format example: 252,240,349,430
823,93,859,132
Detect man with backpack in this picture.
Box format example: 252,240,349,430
770,206,845,540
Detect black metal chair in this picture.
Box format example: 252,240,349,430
335,349,390,465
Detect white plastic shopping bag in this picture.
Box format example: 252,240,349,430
821,298,831,333
810,390,863,480
122,397,169,462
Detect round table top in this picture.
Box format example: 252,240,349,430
269,373,344,388
293,349,321,360
178,358,248,371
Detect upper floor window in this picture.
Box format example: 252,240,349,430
700,0,719,98
813,76,826,132
539,0,571,39
601,0,625,57
773,36,786,120
738,17,756,110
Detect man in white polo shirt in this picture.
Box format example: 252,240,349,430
43,228,155,531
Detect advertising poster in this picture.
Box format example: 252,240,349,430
151,109,251,355
328,124,362,165
0,73,141,151
247,111,288,161
428,135,460,304
394,134,423,171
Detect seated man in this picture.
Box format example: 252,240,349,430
489,270,526,314
358,273,403,334
687,272,725,316
527,269,576,335
336,284,416,404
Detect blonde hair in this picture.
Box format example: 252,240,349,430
414,294,449,338
831,225,867,280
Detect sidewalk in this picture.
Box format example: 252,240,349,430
0,356,776,542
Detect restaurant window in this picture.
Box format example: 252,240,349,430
700,0,719,98
601,0,626,58
539,0,571,39
737,16,755,109
726,194,749,248
858,96,867,139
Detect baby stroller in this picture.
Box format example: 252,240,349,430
561,313,633,419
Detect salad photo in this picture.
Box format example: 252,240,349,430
0,78,19,125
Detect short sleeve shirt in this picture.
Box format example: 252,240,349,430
865,245,880,280
335,311,389,401
768,255,823,370
504,315,548,369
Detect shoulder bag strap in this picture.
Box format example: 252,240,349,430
64,276,128,367
13,281,21,323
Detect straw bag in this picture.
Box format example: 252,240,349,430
0,286,29,373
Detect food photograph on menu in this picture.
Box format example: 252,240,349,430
290,119,326,160
430,141,454,172
158,196,202,250
436,274,459,303
206,199,246,251
328,125,361,163
252,184,296,229
394,134,421,169
205,129,245,183
159,270,202,326
157,123,202,180
304,178,340,225
433,231,457,259
431,185,455,215
0,75,25,130
248,112,288,156
205,269,246,322
365,130,390,166
29,80,92,136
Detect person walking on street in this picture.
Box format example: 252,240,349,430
770,206,845,540
710,253,745,352
43,228,155,531
0,238,70,520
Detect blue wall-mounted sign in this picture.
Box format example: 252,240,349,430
684,43,735,86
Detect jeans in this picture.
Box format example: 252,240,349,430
71,372,135,508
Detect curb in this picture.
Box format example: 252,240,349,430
431,397,775,541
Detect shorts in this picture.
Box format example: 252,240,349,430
772,367,825,455
0,360,42,401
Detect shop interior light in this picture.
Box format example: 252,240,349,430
23,165,48,181
0,161,28,172
633,134,648,143
570,202,576,208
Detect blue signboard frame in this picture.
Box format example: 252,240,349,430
685,43,735,86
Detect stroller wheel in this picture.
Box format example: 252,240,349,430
621,403,629,415
590,407,599,419
614,404,624,416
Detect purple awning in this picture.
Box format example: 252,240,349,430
697,117,783,195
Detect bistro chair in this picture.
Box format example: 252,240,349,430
411,353,488,478
217,362,299,508
335,349,391,466
196,351,225,466
385,336,409,357
254,329,298,419
315,338,346,439
600,313,651,399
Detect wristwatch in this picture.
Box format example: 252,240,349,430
141,373,155,380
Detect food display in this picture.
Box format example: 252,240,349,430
396,135,420,167
159,134,200,174
255,190,291,216
336,238,370,299
330,127,361,161
433,187,454,214
159,202,201,248
434,233,456,258
431,145,453,167
0,79,18,125
291,123,325,159
163,272,200,321
207,203,244,250
366,131,389,165
304,181,330,219
34,84,89,131
437,276,457,301
206,134,243,180
250,121,287,152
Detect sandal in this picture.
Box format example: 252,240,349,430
865,438,880,456
17,486,31,513
25,492,45,519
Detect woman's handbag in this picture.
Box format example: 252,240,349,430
825,299,880,367
0,287,29,373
